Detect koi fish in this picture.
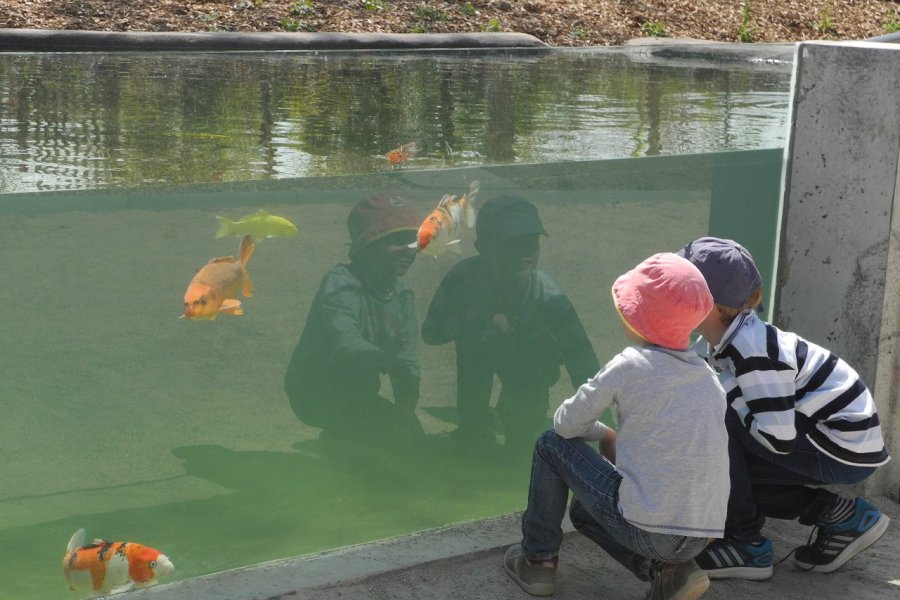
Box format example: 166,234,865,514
215,210,298,240
181,234,254,320
411,180,480,257
385,141,421,165
62,528,174,595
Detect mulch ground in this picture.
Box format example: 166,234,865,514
1,0,899,47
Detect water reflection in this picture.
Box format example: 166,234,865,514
422,196,603,450
284,193,424,445
0,50,791,193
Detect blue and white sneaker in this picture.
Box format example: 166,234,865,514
794,497,890,573
694,537,774,580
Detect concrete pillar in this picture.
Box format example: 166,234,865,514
775,41,900,499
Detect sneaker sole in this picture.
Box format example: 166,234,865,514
794,513,890,573
502,560,555,596
704,565,774,581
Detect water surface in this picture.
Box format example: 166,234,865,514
0,49,792,193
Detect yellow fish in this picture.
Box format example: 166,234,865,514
215,210,298,240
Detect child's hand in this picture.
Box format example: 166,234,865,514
599,427,617,464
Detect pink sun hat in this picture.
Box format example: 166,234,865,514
612,252,714,350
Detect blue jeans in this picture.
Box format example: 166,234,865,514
724,406,876,540
521,430,709,582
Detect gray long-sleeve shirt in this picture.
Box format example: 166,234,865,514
554,344,729,537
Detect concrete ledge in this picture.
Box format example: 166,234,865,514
623,38,795,66
0,29,548,52
121,512,561,600
119,497,900,600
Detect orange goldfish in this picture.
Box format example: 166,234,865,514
182,234,254,320
385,141,421,165
411,180,480,257
62,528,174,595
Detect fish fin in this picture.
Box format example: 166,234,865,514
238,235,255,266
242,271,254,298
67,529,86,553
436,194,455,209
219,300,244,316
214,216,232,239
256,209,270,217
110,582,135,594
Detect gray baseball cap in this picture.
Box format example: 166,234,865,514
476,195,548,241
676,237,763,311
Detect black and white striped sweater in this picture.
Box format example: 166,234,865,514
709,310,889,467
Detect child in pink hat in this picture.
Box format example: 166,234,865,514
504,253,729,600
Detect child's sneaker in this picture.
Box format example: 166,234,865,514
502,544,557,596
646,559,710,600
794,497,890,573
694,537,774,580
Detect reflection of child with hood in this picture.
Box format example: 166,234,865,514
284,193,423,442
421,196,600,449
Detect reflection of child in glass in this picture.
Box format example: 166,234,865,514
284,193,422,443
503,253,729,600
678,237,890,580
421,196,599,449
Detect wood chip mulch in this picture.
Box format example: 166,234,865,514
1,0,898,47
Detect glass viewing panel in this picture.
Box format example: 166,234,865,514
0,48,791,599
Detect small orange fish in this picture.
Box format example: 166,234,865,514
411,180,480,257
182,234,254,320
385,141,421,165
62,528,174,595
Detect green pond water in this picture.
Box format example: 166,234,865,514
0,48,788,599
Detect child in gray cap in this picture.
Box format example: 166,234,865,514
679,237,890,580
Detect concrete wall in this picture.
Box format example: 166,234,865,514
776,41,900,499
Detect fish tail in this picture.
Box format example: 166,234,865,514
67,528,86,554
214,216,232,239
238,235,255,266
466,179,480,202
464,180,480,227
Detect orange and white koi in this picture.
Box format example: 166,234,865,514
411,180,480,257
385,141,421,165
181,234,254,320
62,528,174,595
